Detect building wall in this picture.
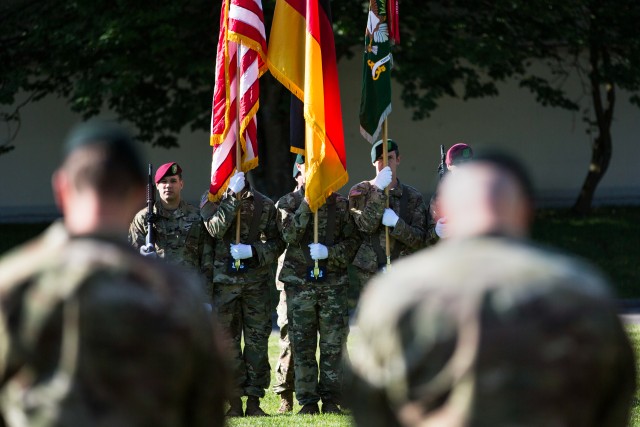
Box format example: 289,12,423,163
1,55,638,222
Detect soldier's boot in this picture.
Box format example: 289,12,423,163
245,396,268,417
226,398,244,417
297,402,320,415
277,391,294,413
322,401,342,414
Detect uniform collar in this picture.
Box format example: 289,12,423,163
155,199,187,218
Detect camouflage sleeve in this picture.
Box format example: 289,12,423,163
327,201,361,270
349,182,386,234
276,194,312,245
128,209,147,249
425,195,440,246
389,192,427,250
197,225,215,300
201,194,240,239
252,201,286,267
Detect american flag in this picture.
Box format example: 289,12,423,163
209,0,267,202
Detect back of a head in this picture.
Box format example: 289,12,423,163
439,152,534,239
60,121,145,198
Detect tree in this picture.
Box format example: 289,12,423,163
392,0,640,214
3,0,638,209
0,0,367,198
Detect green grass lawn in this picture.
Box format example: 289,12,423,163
531,206,640,298
227,332,353,427
626,324,640,427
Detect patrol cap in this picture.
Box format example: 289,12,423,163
62,120,145,184
155,162,183,184
446,143,473,167
293,154,305,178
371,139,399,163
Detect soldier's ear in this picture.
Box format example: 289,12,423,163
51,169,67,212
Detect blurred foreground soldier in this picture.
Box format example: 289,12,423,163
429,142,474,241
347,153,635,427
272,155,305,413
0,122,227,427
129,161,214,301
348,139,429,290
201,170,284,417
276,158,360,415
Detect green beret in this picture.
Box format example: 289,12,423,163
371,139,399,163
293,154,304,178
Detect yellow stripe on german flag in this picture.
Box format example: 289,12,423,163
268,0,348,212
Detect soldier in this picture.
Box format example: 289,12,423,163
0,121,228,427
201,170,284,417
276,157,360,415
429,142,474,240
129,161,214,300
348,138,429,290
272,155,305,413
346,153,636,427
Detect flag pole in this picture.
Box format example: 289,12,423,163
235,46,242,270
383,119,391,267
313,210,320,277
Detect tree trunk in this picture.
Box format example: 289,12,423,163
249,74,294,201
572,44,614,215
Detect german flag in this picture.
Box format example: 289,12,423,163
268,0,348,212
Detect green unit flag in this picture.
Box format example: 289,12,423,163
359,0,393,144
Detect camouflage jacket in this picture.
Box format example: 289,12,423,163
347,236,636,427
201,185,284,285
129,200,214,296
348,179,430,272
276,188,360,286
0,225,227,427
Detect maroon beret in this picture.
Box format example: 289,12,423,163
154,162,182,183
446,143,473,167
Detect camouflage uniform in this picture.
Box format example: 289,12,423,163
276,188,360,406
348,180,431,288
129,199,214,300
273,252,294,395
201,185,284,399
347,236,636,427
0,224,227,427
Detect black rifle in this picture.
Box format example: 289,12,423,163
437,144,447,180
140,164,157,257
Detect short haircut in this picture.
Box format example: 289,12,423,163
61,121,145,197
470,152,535,203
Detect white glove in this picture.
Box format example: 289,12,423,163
435,218,448,238
230,243,253,259
373,166,392,190
309,243,329,260
228,171,245,194
139,244,157,258
382,208,399,227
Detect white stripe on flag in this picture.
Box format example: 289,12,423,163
229,5,266,39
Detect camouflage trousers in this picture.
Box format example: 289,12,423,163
286,283,349,406
213,280,271,398
273,288,295,394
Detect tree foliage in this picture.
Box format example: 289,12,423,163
2,0,640,209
